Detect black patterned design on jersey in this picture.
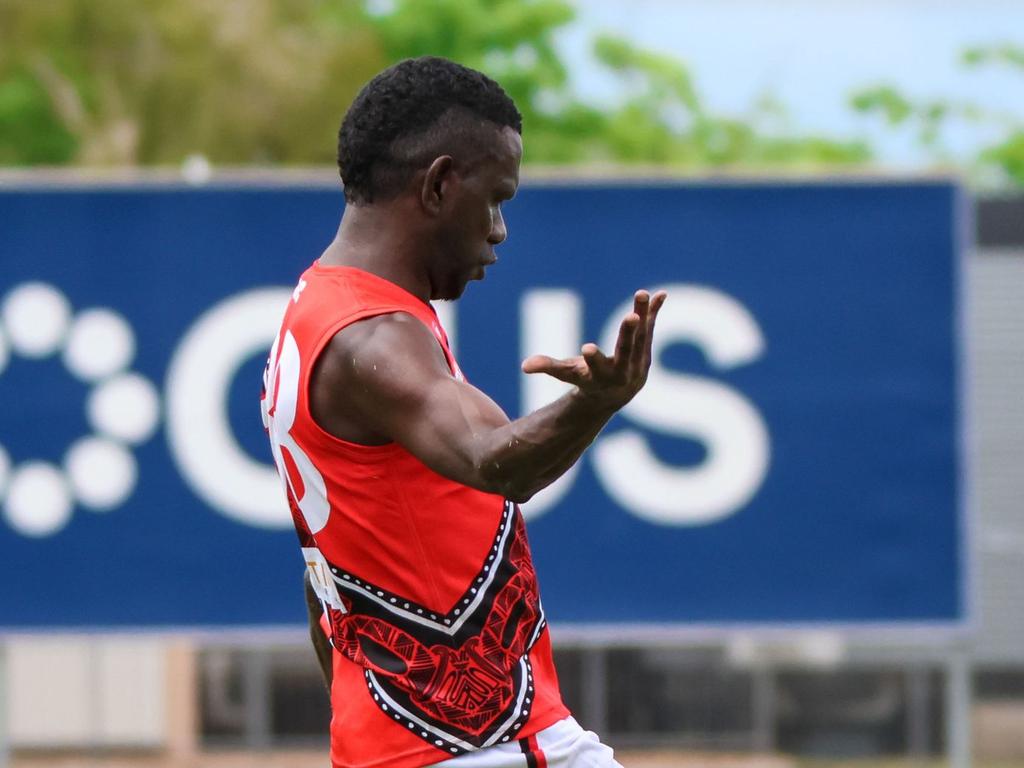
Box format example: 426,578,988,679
322,502,546,755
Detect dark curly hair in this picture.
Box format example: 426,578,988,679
337,56,522,204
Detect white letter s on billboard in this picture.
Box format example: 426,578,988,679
592,285,770,526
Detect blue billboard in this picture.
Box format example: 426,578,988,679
0,180,965,629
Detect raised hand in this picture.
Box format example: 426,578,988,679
521,289,668,411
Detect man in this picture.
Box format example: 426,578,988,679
262,56,666,768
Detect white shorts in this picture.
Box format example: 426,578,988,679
428,717,622,768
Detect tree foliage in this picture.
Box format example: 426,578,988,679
0,0,1020,186
0,0,384,164
0,0,870,171
851,43,1024,186
588,35,868,168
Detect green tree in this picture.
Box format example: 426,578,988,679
355,0,607,164
851,43,1024,186
0,69,76,164
361,2,868,168
590,35,869,168
0,0,868,172
0,0,384,165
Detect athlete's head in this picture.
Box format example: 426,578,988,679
338,57,523,300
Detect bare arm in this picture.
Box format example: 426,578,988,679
310,290,666,503
304,571,333,691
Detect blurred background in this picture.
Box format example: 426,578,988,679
1,1,1023,767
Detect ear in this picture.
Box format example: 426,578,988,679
420,155,455,215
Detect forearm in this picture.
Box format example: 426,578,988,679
359,290,667,502
474,390,616,503
304,571,333,692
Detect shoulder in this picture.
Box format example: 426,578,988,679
319,311,450,384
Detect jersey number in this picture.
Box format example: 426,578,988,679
262,330,330,534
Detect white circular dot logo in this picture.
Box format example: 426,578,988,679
63,308,136,382
0,282,160,537
65,437,138,511
88,373,161,444
5,462,72,538
2,282,71,358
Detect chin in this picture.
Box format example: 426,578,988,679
435,283,467,301
433,266,480,301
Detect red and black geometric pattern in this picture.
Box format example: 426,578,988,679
320,502,547,756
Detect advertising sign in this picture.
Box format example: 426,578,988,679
0,180,965,629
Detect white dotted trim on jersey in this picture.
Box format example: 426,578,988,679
364,656,536,756
329,500,520,636
0,282,160,537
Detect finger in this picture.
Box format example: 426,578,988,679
628,290,664,377
521,354,588,384
643,291,668,358
645,291,667,332
522,354,567,374
630,290,651,370
633,289,650,320
581,343,613,376
613,312,640,363
648,290,668,322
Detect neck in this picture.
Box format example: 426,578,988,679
319,199,432,302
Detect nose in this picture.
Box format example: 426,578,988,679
487,206,507,246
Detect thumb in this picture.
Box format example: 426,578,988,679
521,354,560,374
521,354,583,384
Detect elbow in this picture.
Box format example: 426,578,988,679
476,460,535,505
491,471,537,504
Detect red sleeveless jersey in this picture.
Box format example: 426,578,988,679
261,262,568,768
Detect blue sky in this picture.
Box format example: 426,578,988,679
559,0,1024,166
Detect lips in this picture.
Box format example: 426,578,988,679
469,256,496,283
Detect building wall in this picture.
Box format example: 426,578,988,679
971,248,1024,664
